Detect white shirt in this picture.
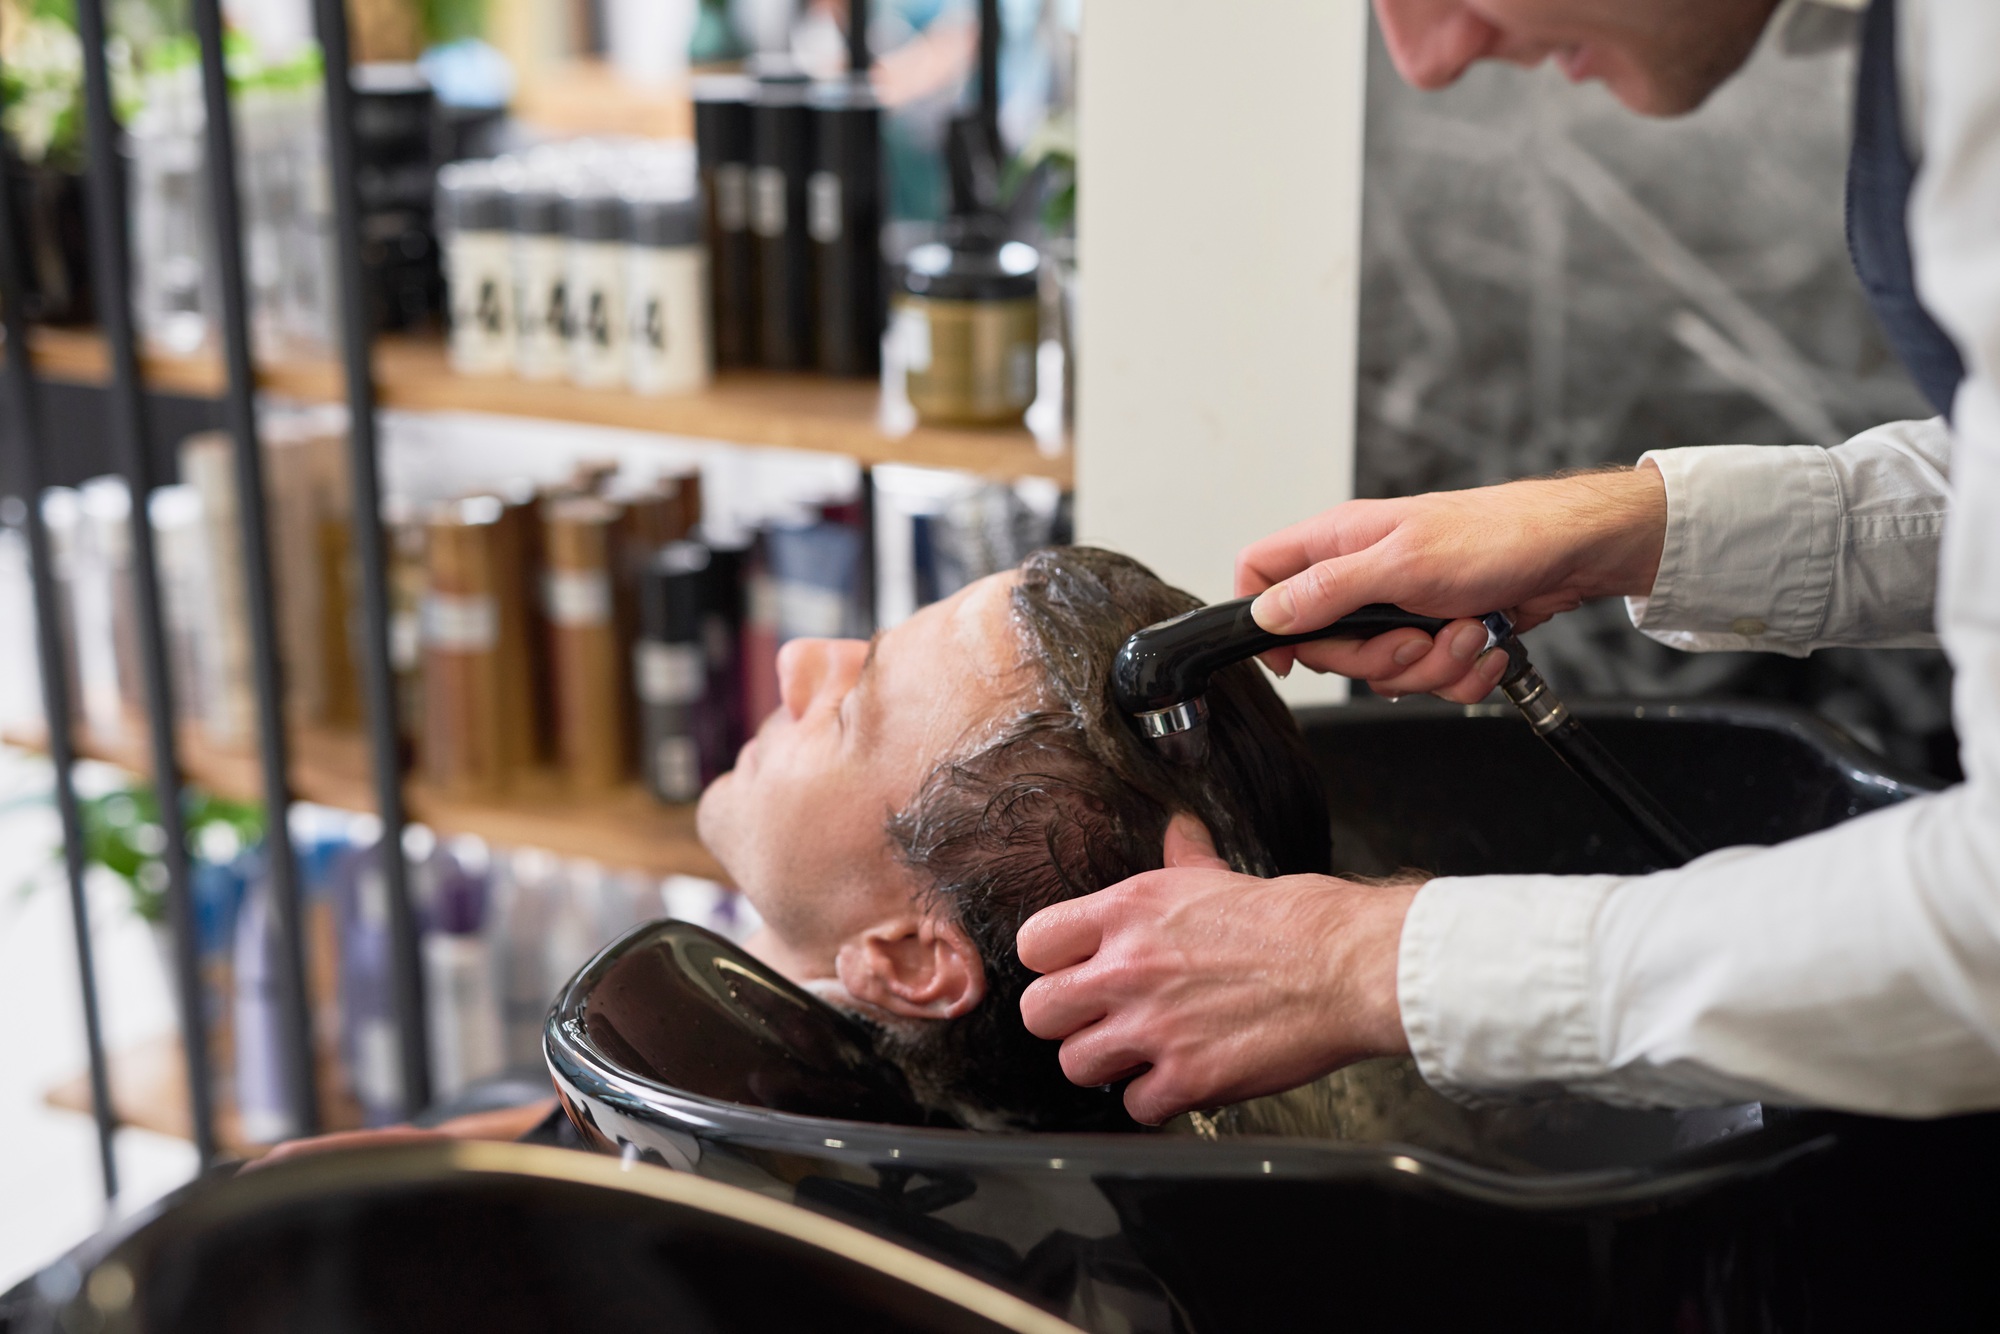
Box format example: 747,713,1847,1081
1397,0,2000,1115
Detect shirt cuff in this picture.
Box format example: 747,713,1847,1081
1399,873,1622,1098
1623,445,1842,657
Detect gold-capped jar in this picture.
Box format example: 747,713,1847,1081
896,238,1040,427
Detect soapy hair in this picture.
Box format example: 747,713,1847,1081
881,546,1332,1131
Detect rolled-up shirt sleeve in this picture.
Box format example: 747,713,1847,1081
1625,419,1951,656
1398,0,2000,1117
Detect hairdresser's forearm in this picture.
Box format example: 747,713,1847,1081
1232,464,1667,701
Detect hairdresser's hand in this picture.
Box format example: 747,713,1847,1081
1017,816,1416,1125
1236,464,1667,702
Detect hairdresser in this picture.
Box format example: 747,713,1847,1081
1018,0,2000,1126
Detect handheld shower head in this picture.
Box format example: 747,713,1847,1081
1111,597,1514,761
1111,596,1705,867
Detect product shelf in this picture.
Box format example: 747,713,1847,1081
24,327,1072,485
46,1035,253,1156
2,719,725,880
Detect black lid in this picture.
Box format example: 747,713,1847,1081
510,181,563,234
693,75,754,165
564,184,629,242
747,53,810,85
753,57,812,110
809,74,880,114
693,72,756,103
627,189,704,248
642,542,713,642
352,62,431,97
900,238,1040,301
436,161,508,232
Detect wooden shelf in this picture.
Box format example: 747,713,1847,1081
4,718,725,880
47,1034,262,1156
25,327,1073,485
44,1034,371,1157
512,58,695,141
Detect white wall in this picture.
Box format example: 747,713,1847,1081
1075,0,1369,705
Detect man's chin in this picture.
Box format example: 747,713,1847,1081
693,776,737,876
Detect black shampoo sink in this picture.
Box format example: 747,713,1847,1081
0,1143,1078,1334
548,701,2000,1333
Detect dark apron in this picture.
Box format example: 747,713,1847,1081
1847,0,1967,419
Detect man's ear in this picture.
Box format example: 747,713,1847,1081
1163,811,1230,870
835,915,986,1021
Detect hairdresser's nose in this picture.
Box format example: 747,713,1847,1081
777,638,868,722
1372,0,1503,90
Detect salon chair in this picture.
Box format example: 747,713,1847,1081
548,700,2000,1333
0,1142,1077,1334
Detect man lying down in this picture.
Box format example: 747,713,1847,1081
696,543,1506,1154
271,546,1512,1163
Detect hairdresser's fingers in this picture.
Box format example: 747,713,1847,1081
1256,645,1298,679
1364,619,1496,698
1162,813,1230,871
1055,1019,1155,1091
1285,629,1435,682
1016,897,1105,975
1249,552,1393,637
1019,967,1112,1042
1121,1064,1199,1127
1235,502,1398,600
1432,648,1512,706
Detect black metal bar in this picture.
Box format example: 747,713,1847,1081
0,94,119,1206
848,0,871,73
71,0,218,1164
184,0,319,1137
977,0,1001,153
310,0,431,1115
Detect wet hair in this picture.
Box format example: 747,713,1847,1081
879,546,1332,1131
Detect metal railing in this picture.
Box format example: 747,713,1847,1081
0,0,431,1195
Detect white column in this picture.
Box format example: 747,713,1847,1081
1074,0,1368,705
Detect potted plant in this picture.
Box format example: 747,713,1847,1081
1,0,93,324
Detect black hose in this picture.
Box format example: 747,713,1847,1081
1498,651,1704,867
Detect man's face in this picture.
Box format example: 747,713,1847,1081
1372,0,1782,117
697,570,1032,983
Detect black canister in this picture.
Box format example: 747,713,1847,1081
694,75,757,369
809,77,884,378
636,544,711,804
351,63,441,331
750,67,815,369
700,534,748,774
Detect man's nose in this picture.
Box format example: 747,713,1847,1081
1372,0,1500,91
776,638,866,721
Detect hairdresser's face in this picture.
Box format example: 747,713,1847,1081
697,571,1032,982
1371,0,1780,116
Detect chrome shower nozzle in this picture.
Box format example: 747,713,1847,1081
1112,597,1506,758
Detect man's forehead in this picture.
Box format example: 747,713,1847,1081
875,569,1029,695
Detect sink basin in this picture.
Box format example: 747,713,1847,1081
548,701,1998,1333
